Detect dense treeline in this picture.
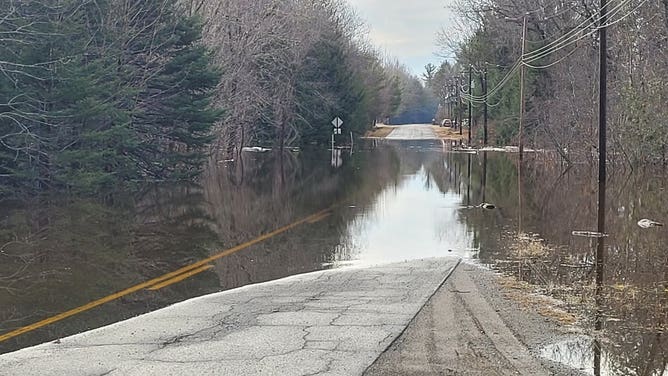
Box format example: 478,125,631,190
184,0,418,151
0,0,222,195
0,0,423,196
429,0,668,163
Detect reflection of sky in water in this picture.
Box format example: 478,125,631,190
330,166,476,266
541,336,648,376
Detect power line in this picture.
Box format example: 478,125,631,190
523,0,632,60
522,0,632,62
457,0,649,104
524,0,650,67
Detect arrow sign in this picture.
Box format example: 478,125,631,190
331,117,343,128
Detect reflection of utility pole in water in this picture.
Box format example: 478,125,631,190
481,152,488,202
466,154,472,206
448,153,453,186
456,156,461,196
517,157,523,235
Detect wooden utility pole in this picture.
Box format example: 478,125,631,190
595,0,608,333
457,78,463,135
447,83,453,120
483,67,488,145
468,65,473,145
518,16,527,160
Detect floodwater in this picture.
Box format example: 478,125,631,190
0,141,666,376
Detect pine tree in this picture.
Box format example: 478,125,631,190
0,0,222,195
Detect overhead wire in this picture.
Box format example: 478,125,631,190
524,0,650,66
457,0,648,103
523,0,631,61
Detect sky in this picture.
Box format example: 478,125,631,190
345,0,455,76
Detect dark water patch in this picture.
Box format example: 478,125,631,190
542,335,667,376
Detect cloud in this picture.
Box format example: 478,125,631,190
346,0,455,74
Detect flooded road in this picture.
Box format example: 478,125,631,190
1,142,666,376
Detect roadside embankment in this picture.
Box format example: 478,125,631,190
365,263,585,376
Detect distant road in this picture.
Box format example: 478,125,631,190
385,124,438,140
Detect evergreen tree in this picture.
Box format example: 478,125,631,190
0,0,222,196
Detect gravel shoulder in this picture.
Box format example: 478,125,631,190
365,262,587,376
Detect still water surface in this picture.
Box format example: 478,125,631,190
0,142,666,375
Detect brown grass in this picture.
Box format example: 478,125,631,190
363,125,396,138
498,275,578,325
432,126,468,140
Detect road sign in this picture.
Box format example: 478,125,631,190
331,117,343,128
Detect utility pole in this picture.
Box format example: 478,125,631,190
448,91,452,121
518,16,527,160
595,0,608,333
447,83,452,120
457,78,462,135
483,66,488,146
468,65,473,145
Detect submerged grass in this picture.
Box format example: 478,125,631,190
497,274,579,325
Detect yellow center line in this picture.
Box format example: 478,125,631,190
307,211,332,223
0,207,333,344
146,265,214,291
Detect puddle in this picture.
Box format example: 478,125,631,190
542,336,668,376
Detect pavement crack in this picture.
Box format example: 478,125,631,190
301,357,335,376
328,310,346,326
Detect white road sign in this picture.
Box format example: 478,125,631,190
331,117,343,128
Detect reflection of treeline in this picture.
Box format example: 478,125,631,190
437,153,667,376
0,186,219,352
202,148,402,289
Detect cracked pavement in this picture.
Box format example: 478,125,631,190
0,257,460,376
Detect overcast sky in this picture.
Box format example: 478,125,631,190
346,0,455,76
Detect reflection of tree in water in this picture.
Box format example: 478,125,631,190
0,145,404,353
447,153,667,376
202,147,403,290
0,184,218,353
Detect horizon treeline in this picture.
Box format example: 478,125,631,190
427,0,668,164
0,0,434,196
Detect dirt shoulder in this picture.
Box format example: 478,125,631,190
432,125,468,141
364,263,585,376
363,125,396,138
